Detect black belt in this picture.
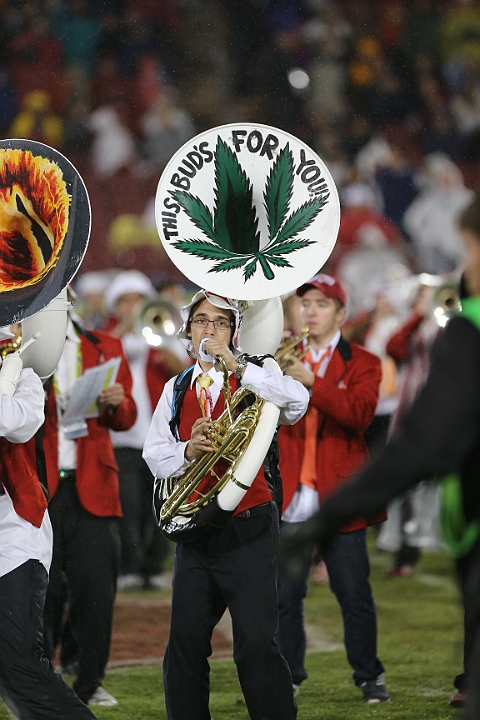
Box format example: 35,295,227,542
236,501,271,519
59,469,76,480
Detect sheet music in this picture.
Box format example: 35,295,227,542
60,356,121,427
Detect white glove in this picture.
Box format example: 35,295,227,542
0,353,23,396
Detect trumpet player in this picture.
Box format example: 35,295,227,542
143,290,309,720
277,274,390,703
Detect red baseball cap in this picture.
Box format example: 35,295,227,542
296,273,347,307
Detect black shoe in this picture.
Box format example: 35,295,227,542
359,675,391,703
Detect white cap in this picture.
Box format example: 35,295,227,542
341,182,377,209
75,271,111,298
177,290,243,358
104,270,156,313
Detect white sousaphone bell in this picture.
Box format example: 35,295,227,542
154,122,340,541
0,138,91,394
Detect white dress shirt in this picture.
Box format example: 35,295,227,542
110,332,152,450
143,360,309,481
0,368,53,578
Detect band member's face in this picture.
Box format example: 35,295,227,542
461,229,480,296
299,288,345,343
188,299,233,355
115,292,145,321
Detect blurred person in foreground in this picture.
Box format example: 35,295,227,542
104,271,188,589
277,274,389,703
0,328,95,719
280,195,480,719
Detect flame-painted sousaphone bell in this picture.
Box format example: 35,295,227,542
0,138,91,391
154,123,340,541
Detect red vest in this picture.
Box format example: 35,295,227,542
0,437,47,528
177,377,272,514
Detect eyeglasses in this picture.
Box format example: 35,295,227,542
191,317,232,330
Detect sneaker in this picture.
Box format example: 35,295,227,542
449,689,466,707
88,687,118,707
359,675,391,703
117,573,143,590
146,573,171,590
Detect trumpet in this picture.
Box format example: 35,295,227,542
275,328,310,370
430,281,460,327
136,297,183,347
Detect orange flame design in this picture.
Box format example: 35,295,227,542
0,149,71,292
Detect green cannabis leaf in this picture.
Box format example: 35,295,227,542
170,191,215,242
213,137,260,255
263,143,294,241
273,196,329,246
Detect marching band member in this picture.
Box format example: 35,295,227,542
143,290,309,720
42,309,137,708
0,332,95,719
104,270,187,590
277,274,390,703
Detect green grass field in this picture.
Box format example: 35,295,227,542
0,541,465,719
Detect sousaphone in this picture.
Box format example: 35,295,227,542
154,123,340,541
0,139,91,389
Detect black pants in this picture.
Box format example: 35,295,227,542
278,526,384,687
115,447,170,577
456,536,480,720
0,559,95,719
164,502,297,720
43,475,120,704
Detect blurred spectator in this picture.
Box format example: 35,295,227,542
421,109,462,158
49,0,101,76
140,88,195,169
375,143,418,229
348,35,383,113
450,72,480,160
313,126,350,189
400,0,440,70
117,8,160,77
0,66,16,133
88,104,137,176
306,1,351,124
366,60,411,126
330,181,406,267
63,99,94,155
403,153,474,273
9,90,63,148
441,0,480,95
91,54,132,108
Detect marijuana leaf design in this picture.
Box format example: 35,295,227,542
170,137,329,282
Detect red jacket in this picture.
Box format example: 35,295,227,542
0,436,47,528
279,336,385,532
43,327,137,518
